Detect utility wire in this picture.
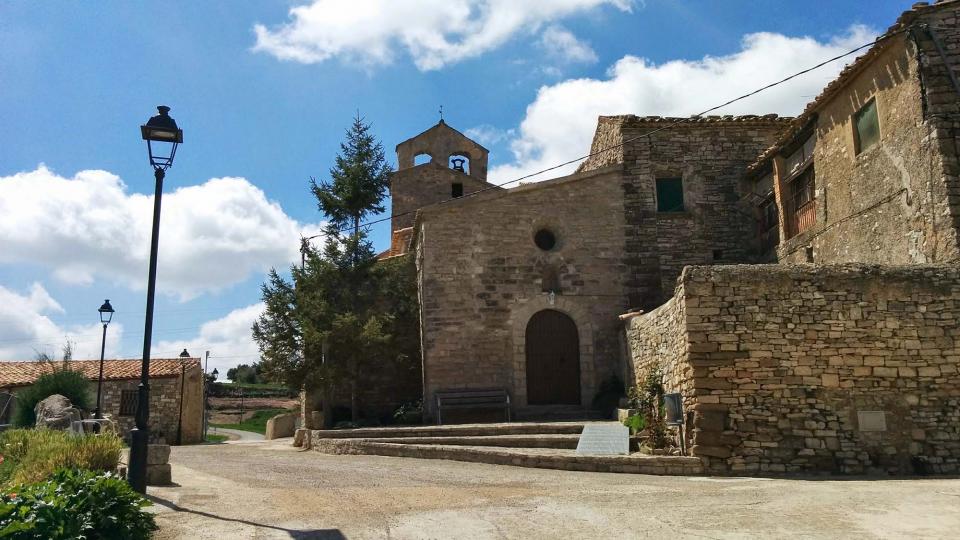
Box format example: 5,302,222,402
300,26,910,247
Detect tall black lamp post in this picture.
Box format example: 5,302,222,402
93,299,115,419
176,349,189,445
128,105,183,494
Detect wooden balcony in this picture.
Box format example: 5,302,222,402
790,199,816,237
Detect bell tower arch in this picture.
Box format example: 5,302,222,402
383,120,495,258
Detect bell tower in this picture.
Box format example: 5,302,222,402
383,120,492,258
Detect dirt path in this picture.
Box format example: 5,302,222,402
149,441,960,539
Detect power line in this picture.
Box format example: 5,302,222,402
301,27,909,247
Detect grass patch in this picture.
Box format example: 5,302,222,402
0,429,123,488
204,434,228,444
210,408,290,435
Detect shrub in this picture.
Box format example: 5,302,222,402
0,429,123,487
13,370,92,427
0,469,157,539
624,413,646,435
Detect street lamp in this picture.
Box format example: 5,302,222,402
128,105,183,494
176,349,190,445
93,299,114,419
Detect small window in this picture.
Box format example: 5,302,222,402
712,249,723,261
656,178,684,212
452,183,463,198
854,99,880,155
534,229,557,251
119,390,138,416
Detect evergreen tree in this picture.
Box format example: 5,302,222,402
252,270,302,384
253,113,414,424
310,113,392,240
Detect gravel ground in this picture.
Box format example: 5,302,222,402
149,440,960,539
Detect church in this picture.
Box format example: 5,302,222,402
382,114,790,420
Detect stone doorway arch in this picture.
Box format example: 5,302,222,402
525,309,581,405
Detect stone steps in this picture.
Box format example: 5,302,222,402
360,433,581,449
310,438,703,476
309,421,590,440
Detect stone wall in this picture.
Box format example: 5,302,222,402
390,162,494,232
623,292,690,402
417,166,628,418
586,116,789,310
626,264,960,475
775,24,960,264
98,368,203,444
917,1,960,259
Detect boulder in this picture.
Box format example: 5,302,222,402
34,394,82,430
265,412,297,440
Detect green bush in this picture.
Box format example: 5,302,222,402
13,370,92,427
0,429,123,487
623,413,646,434
0,469,157,539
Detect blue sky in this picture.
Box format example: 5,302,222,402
0,0,912,376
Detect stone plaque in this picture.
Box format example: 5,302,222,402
576,423,630,455
857,411,887,432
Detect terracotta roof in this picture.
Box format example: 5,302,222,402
0,358,201,388
609,114,793,125
378,227,414,260
746,0,959,172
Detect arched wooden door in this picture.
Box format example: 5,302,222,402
525,309,580,405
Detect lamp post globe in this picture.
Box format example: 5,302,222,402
128,105,183,494
93,299,114,420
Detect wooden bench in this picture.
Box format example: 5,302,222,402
435,388,511,425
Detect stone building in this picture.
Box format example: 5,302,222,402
365,0,960,475
0,358,204,444
389,115,788,419
623,0,960,474
747,1,960,265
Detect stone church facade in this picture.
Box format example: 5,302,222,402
387,117,790,419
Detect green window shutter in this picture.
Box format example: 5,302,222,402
656,178,684,212
854,99,880,154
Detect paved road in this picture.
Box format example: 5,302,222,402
149,441,960,539
208,427,265,442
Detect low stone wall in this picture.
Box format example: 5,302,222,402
626,264,960,475
308,435,703,475
265,412,298,440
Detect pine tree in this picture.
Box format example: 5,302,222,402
253,113,409,424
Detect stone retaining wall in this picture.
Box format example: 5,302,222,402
627,264,960,475
309,435,703,475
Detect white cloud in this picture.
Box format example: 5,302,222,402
0,166,323,300
155,303,264,379
0,283,124,360
489,25,878,183
253,0,632,71
464,124,516,147
538,25,598,63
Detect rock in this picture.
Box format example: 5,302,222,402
147,444,171,466
265,412,298,440
34,394,82,430
146,463,172,486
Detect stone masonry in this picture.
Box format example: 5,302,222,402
771,2,960,264
627,264,960,475
416,166,627,418
581,115,791,309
